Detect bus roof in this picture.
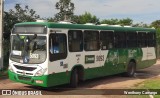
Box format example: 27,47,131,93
15,22,156,33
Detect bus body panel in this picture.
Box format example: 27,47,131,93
8,22,157,87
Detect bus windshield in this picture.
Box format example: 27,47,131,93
10,35,47,64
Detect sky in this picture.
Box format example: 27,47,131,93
4,0,160,24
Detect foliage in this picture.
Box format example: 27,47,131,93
151,20,160,29
101,18,119,25
55,0,74,21
156,28,160,45
47,17,55,22
4,4,40,39
101,18,133,26
119,18,133,26
4,12,18,40
132,22,149,28
77,12,99,24
9,4,40,22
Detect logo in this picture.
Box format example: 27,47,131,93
23,56,29,63
85,55,95,64
2,90,12,95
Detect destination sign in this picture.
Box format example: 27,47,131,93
13,25,47,34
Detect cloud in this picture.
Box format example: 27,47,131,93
73,0,159,15
4,0,160,23
4,0,59,17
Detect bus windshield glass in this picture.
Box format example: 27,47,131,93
10,35,46,64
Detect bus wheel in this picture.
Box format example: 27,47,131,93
70,69,78,88
126,62,136,77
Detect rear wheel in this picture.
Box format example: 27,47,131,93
70,69,78,88
125,62,136,77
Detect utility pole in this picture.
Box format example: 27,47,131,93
0,0,4,70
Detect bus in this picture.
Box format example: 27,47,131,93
8,21,156,87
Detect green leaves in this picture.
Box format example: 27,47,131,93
4,4,40,39
77,12,99,24
151,20,160,29
55,0,75,21
101,18,133,26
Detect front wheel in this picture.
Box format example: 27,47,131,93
70,69,78,88
125,62,136,77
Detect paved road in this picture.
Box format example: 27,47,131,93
0,60,160,98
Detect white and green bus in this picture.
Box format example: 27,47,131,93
8,21,156,87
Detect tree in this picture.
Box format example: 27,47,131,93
151,20,160,45
101,19,119,25
46,17,55,22
132,22,149,28
118,18,133,26
77,12,99,24
101,18,133,26
151,20,160,29
3,12,18,39
9,4,40,22
4,4,40,39
55,0,74,21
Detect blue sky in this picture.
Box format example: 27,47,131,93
4,0,160,24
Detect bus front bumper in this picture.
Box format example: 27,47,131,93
8,70,48,87
8,70,71,87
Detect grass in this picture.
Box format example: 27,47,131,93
128,78,160,98
138,78,160,89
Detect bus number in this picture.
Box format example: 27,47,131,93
96,55,104,61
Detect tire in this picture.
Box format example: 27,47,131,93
125,62,136,77
70,69,78,88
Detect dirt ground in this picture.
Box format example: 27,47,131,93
0,60,160,98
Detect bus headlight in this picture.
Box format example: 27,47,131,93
35,68,47,76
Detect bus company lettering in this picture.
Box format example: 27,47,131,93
86,57,94,61
85,55,95,64
76,54,81,63
147,52,153,57
128,50,137,58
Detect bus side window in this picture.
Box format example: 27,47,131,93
68,30,83,52
49,33,67,61
100,31,114,50
84,31,99,51
115,32,126,48
138,32,147,47
148,32,156,47
127,32,137,48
